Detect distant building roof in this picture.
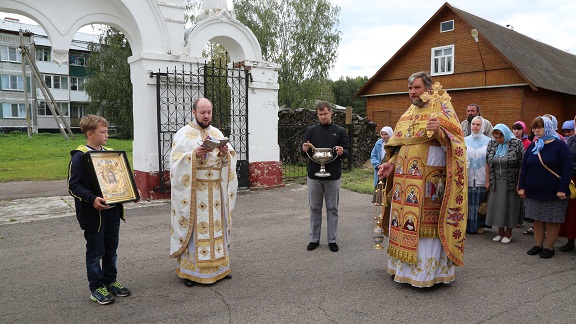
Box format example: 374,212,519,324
356,2,576,97
0,18,99,51
452,4,576,96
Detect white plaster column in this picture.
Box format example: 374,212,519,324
243,60,280,162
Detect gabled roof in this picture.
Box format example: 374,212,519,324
356,2,576,97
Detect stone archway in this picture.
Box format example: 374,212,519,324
2,0,282,197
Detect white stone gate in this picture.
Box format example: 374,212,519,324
2,0,282,198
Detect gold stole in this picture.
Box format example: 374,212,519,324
385,99,467,266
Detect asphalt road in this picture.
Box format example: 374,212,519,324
1,181,576,323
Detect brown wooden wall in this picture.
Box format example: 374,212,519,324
367,87,576,134
362,7,576,134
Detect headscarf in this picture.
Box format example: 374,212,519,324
531,116,557,154
546,114,559,130
470,116,483,138
513,120,527,134
562,120,575,131
493,123,513,157
380,126,393,139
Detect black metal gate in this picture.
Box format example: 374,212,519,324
151,61,249,191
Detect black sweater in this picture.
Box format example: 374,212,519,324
301,123,350,180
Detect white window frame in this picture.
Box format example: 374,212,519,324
71,77,85,91
431,45,454,76
37,101,69,117
69,52,86,66
41,74,69,90
440,20,454,33
0,46,22,62
1,75,24,91
2,103,26,118
35,46,51,62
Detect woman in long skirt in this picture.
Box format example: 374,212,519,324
465,116,491,234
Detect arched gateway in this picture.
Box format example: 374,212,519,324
3,0,282,198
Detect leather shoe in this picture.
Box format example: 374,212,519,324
540,248,555,259
527,246,543,255
224,274,232,279
559,243,575,252
329,243,339,252
183,279,195,287
307,242,319,251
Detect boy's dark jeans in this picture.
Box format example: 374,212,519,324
83,208,121,292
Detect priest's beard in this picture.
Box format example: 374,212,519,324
197,120,211,129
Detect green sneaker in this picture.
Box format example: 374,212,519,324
106,281,131,297
90,286,115,305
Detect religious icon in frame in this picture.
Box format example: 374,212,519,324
82,150,140,204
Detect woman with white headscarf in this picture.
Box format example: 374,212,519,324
485,123,525,243
518,116,573,258
370,126,393,203
465,116,491,234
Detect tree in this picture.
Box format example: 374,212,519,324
85,27,133,137
331,76,369,115
233,0,341,109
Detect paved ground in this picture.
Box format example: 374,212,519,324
1,180,576,323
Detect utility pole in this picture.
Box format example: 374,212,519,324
18,29,75,140
19,30,32,138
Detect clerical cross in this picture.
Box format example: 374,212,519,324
420,82,451,137
420,82,451,106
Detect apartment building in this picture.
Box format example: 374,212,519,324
0,17,98,132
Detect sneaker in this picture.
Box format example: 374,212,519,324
90,286,115,305
492,235,503,242
501,237,511,244
106,281,131,297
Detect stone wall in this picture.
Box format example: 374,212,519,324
278,108,378,168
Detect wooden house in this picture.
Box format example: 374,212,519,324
355,2,576,131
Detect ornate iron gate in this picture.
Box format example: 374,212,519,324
151,61,249,191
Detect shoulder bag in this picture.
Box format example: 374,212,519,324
537,152,576,199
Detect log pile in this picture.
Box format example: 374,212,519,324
278,108,378,168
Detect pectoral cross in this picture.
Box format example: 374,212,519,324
420,82,451,138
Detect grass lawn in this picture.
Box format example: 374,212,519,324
0,132,133,182
0,132,374,194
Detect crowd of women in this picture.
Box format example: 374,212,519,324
373,113,576,259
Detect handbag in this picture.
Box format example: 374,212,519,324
537,152,576,199
477,191,489,216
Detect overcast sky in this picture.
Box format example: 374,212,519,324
3,0,576,81
331,0,576,79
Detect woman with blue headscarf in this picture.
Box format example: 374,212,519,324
485,123,525,243
518,116,573,258
370,126,393,203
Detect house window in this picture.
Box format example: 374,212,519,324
0,46,22,62
69,52,86,66
431,45,454,76
1,75,24,90
35,46,51,62
2,103,26,118
37,101,69,117
71,77,85,91
440,20,454,32
71,104,87,118
41,75,69,90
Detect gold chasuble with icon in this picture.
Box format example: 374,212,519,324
385,83,467,267
169,121,238,283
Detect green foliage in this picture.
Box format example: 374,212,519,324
85,27,133,138
0,133,133,182
233,0,341,109
331,76,369,115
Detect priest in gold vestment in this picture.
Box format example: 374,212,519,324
170,98,238,287
378,72,467,287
